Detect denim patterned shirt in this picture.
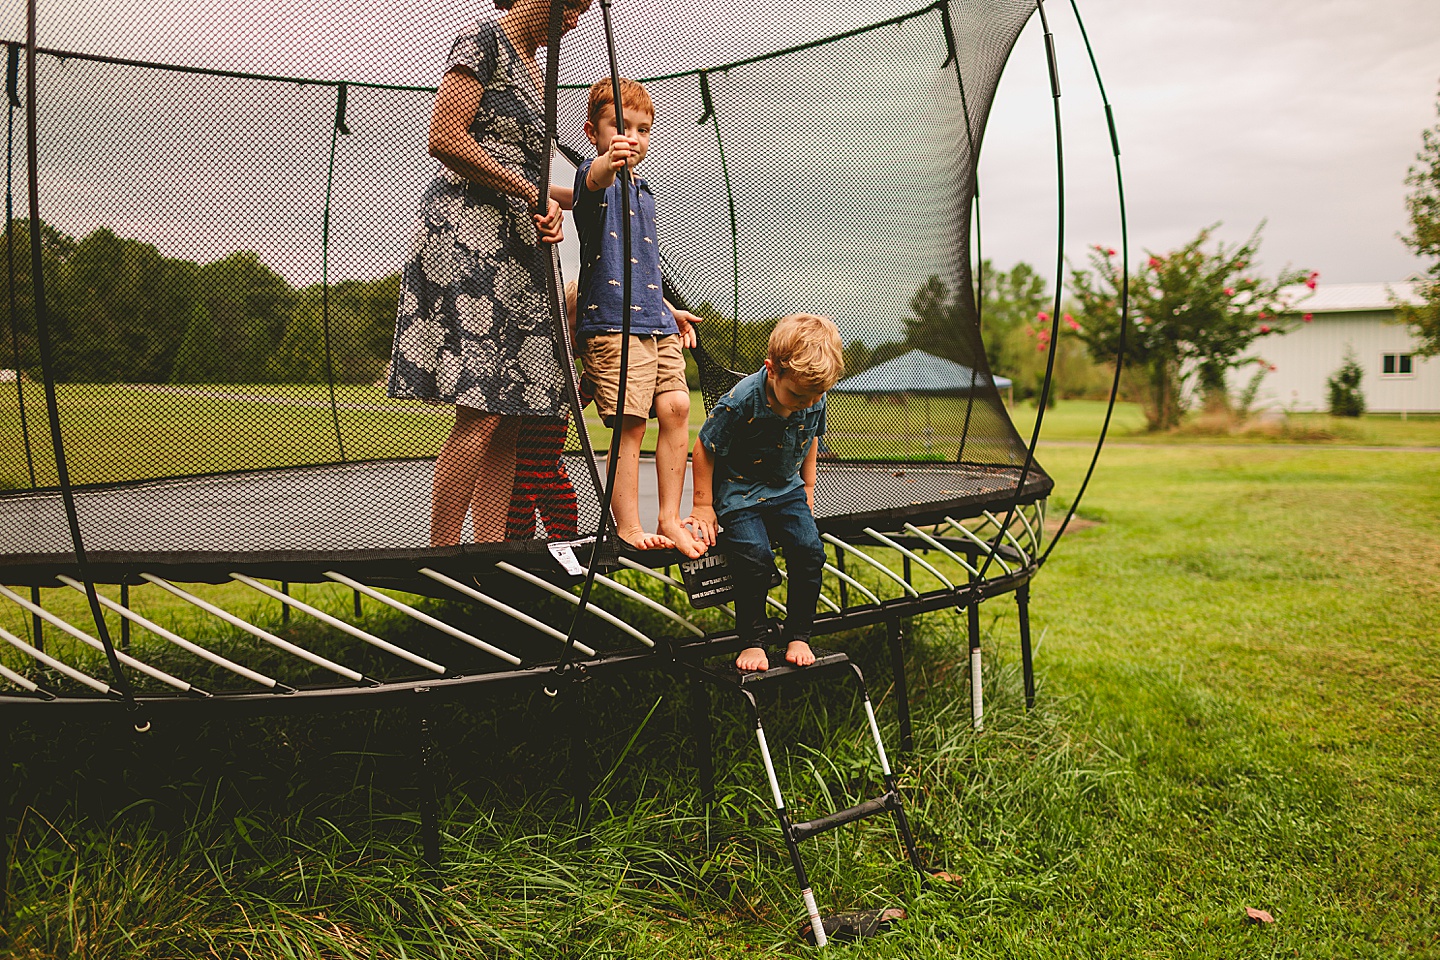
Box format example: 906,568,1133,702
698,367,827,519
572,160,677,340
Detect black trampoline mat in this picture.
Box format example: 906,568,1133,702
0,456,1048,567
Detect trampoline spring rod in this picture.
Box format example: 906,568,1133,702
141,574,364,682
0,584,196,693
822,561,880,607
0,659,40,693
57,576,278,689
0,622,110,694
231,574,444,675
818,534,919,598
862,527,955,590
942,517,1012,575
614,557,737,621
580,568,707,637
981,510,1031,565
901,523,981,578
1015,503,1041,556
418,568,597,657
324,571,521,666
494,562,653,648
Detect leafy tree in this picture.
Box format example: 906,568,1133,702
903,261,1103,403
50,228,198,382
267,273,400,383
1068,224,1311,431
1,219,76,378
172,252,295,383
1326,346,1365,417
1398,89,1440,355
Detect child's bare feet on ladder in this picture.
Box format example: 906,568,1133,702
785,640,815,667
736,646,769,671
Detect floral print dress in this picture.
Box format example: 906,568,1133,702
387,19,564,416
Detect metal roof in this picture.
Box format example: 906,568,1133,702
1280,281,1424,315
832,349,1012,394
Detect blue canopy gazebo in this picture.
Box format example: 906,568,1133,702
832,350,1013,454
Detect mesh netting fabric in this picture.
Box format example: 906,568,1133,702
1,0,1050,579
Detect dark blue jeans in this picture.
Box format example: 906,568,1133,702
719,486,827,647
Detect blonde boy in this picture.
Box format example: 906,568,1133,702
572,77,704,557
688,315,845,671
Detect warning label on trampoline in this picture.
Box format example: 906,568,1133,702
679,553,736,608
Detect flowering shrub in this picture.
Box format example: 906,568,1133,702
1068,224,1312,430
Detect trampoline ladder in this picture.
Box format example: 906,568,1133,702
684,651,923,946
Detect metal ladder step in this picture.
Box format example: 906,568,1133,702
682,650,923,947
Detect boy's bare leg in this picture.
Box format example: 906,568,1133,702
653,389,705,558
607,414,673,550
785,640,816,667
736,646,769,671
432,409,519,545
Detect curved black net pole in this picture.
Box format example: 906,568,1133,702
1039,0,1128,566
694,71,742,367
536,45,606,515
22,0,140,717
5,43,36,490
552,0,639,684
938,0,984,463
975,0,1065,582
319,82,349,463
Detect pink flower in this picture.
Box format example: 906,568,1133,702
1257,311,1267,320
1259,324,1271,334
1106,247,1117,257
1302,313,1313,323
1064,313,1081,332
1037,311,1050,323
1224,287,1235,297
1305,270,1320,290
1036,341,1048,352
1147,256,1162,269
1269,364,1278,372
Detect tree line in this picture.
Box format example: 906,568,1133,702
2,221,399,384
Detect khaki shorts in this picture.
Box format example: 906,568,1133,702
581,333,687,421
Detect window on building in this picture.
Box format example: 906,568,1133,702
1382,353,1414,377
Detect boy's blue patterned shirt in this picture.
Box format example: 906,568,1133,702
572,160,676,339
698,367,826,519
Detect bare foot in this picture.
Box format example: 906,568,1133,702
618,525,674,551
736,646,769,671
785,640,816,667
659,516,706,558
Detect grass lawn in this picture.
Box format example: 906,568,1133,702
1,442,1437,956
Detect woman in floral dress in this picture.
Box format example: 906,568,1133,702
389,0,591,545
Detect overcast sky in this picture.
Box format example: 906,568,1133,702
7,0,1440,295
982,0,1440,287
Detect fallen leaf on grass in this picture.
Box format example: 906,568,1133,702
930,871,963,885
1244,907,1275,924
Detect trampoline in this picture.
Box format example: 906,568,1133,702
0,0,1130,938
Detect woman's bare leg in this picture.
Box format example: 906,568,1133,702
431,408,520,546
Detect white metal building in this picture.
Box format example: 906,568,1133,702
1254,281,1437,414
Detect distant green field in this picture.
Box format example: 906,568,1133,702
5,385,1437,491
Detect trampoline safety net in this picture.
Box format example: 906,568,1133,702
0,0,1050,580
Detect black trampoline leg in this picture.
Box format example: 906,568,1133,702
1017,583,1035,711
887,618,913,753
415,707,442,868
29,585,42,655
564,689,592,827
690,678,714,804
